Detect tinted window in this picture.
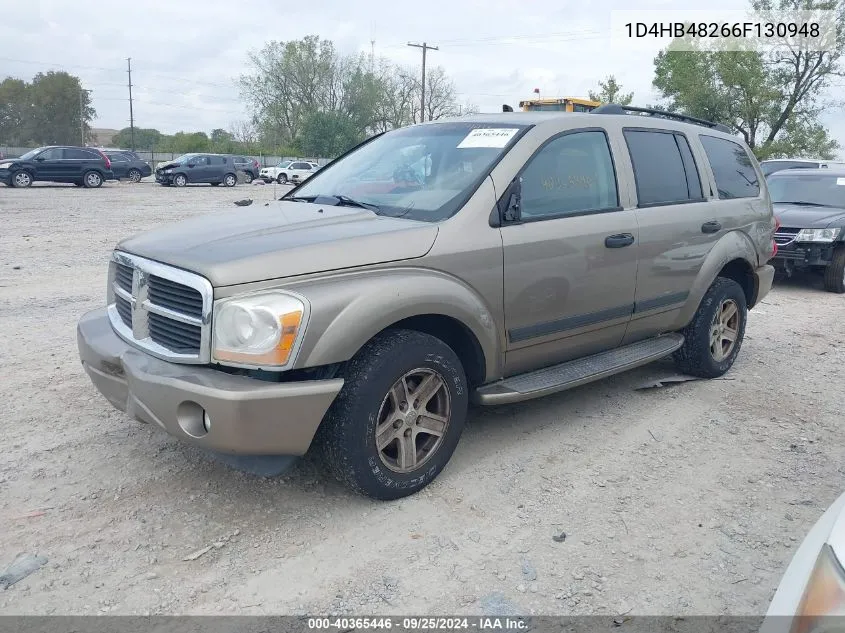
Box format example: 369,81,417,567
212,156,227,165
292,162,311,170
624,130,703,206
37,148,63,161
700,135,760,199
106,152,128,162
64,148,99,159
519,130,619,220
767,173,845,208
191,156,209,166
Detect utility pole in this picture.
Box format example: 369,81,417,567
407,42,438,122
127,57,135,151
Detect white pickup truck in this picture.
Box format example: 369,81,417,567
259,160,320,184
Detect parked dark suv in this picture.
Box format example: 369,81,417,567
155,153,238,187
0,146,114,188
104,151,152,183
769,167,845,293
232,156,260,183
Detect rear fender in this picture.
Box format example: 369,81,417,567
672,230,758,328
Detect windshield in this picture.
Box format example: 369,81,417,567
19,148,46,161
768,173,845,208
172,154,195,164
761,160,819,176
288,122,529,222
277,161,292,168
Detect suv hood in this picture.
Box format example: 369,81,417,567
773,203,845,229
116,200,439,287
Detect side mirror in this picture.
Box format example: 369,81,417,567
502,104,514,113
35,157,46,162
187,163,195,168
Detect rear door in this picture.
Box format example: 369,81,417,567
106,152,128,178
290,161,314,182
501,128,639,375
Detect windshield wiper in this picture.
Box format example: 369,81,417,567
329,195,381,212
778,200,831,207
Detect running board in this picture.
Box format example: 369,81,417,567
473,334,685,405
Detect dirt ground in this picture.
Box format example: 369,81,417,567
0,179,843,616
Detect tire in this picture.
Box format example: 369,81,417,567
318,329,469,500
82,170,103,188
11,170,32,188
127,168,142,183
673,277,748,379
243,171,254,184
276,173,287,184
223,173,237,187
173,174,187,187
822,247,845,294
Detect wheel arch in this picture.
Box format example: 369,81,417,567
673,230,760,328
290,269,501,385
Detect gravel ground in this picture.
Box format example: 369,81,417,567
0,179,843,616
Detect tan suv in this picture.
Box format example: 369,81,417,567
77,105,776,499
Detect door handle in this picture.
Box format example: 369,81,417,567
701,221,722,234
604,233,635,248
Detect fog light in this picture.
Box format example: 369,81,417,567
203,412,211,433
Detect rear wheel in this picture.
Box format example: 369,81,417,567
173,174,187,187
318,329,468,500
83,170,103,188
242,172,254,184
127,168,142,183
11,170,32,188
823,248,845,293
276,173,287,184
673,277,747,378
223,173,237,187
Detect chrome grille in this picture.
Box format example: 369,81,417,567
774,228,801,246
106,251,213,363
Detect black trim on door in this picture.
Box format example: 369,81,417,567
507,291,690,343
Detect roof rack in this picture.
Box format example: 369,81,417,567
591,103,732,133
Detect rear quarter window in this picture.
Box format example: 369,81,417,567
64,148,101,160
700,135,760,199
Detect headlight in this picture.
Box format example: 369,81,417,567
212,291,308,369
790,545,845,633
0,162,12,168
797,228,841,243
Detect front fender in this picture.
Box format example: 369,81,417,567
672,230,758,328
289,268,501,382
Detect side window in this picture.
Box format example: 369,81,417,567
699,135,760,199
107,152,127,162
193,156,209,166
37,148,63,160
624,129,704,206
519,130,619,220
293,162,311,170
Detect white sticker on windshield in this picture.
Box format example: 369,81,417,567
457,128,520,149
837,177,845,185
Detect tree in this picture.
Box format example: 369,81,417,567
113,127,163,150
0,71,95,146
588,75,634,105
652,0,844,159
238,35,470,155
0,78,32,145
299,111,364,157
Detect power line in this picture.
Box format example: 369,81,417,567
408,42,438,122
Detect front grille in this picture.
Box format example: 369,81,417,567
106,252,212,363
148,275,203,319
774,227,801,246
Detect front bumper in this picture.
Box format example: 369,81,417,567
76,308,343,455
753,264,775,307
773,242,836,268
155,172,173,184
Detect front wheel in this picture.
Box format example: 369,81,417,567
82,170,103,188
173,174,187,187
823,248,845,293
223,173,237,187
318,329,468,500
127,168,142,183
11,170,32,188
673,277,747,378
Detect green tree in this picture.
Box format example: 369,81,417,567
112,127,164,150
298,111,364,157
0,78,32,145
588,75,634,105
29,71,95,145
652,0,845,159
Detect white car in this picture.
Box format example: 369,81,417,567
761,491,845,633
259,160,319,184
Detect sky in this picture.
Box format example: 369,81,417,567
1,0,843,157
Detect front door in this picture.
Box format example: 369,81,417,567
501,129,639,376
33,147,65,180
187,155,210,183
